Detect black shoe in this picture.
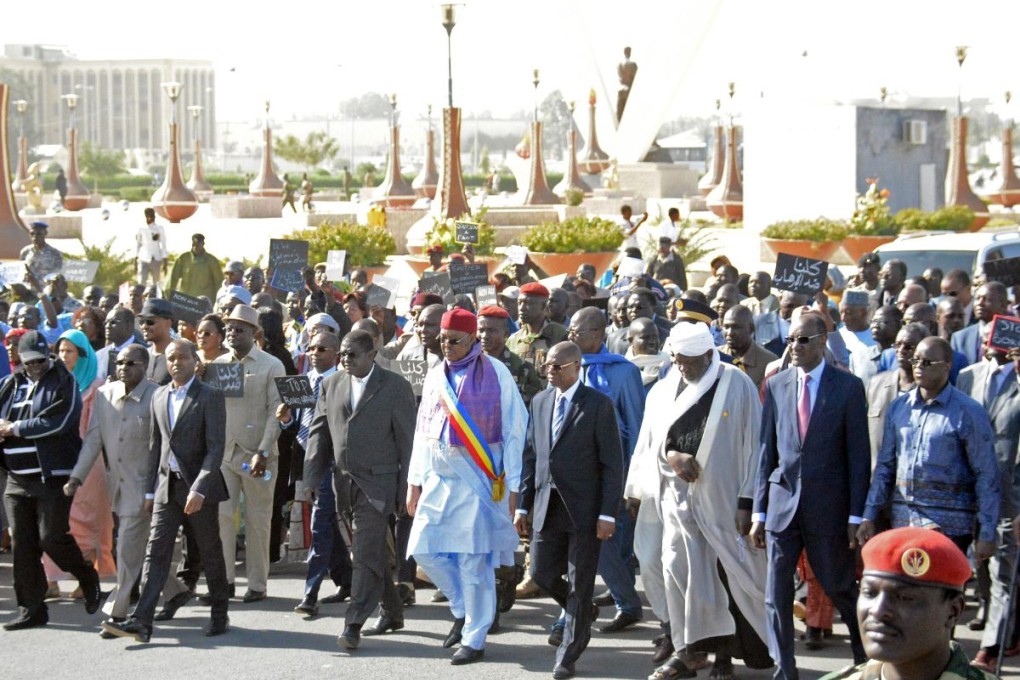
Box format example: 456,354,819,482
592,590,615,607
802,626,824,650
970,599,989,631
548,626,564,647
599,611,642,633
398,582,415,607
205,616,229,637
652,634,675,664
488,609,501,635
444,618,465,648
102,617,151,643
320,585,351,604
242,589,266,603
362,614,404,636
293,596,318,616
553,662,576,679
198,584,235,605
432,590,449,603
338,624,361,650
99,616,125,639
154,590,193,621
79,564,102,615
3,608,48,631
451,645,484,665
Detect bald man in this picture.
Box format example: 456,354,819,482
722,306,777,389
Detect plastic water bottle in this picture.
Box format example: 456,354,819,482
241,462,272,481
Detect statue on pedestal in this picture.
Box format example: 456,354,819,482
21,162,45,215
616,46,638,125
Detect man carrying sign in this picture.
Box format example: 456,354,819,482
407,308,528,665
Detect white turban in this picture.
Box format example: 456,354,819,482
666,322,715,357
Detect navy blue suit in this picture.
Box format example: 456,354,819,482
754,363,870,679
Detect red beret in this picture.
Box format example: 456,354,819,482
862,527,971,590
519,282,550,298
441,308,477,334
426,244,444,255
450,253,465,262
411,292,444,308
478,305,509,319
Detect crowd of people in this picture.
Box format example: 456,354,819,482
0,211,1017,680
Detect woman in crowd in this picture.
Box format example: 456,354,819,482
196,313,229,364
72,306,107,378
342,292,366,323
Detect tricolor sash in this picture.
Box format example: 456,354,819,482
438,376,506,501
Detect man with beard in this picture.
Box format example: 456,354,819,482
722,306,777,390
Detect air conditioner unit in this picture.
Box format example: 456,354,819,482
903,120,927,145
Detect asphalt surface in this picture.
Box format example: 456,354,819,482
1,549,1014,680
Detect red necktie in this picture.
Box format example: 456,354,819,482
798,375,812,442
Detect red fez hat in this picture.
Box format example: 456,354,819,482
478,305,509,319
411,292,444,308
862,527,971,590
519,282,550,298
450,253,465,262
441,308,477,334
426,243,444,255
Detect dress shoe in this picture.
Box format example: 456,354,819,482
320,585,351,604
205,616,229,637
338,624,361,650
100,616,125,639
488,609,501,634
397,582,415,607
592,590,615,607
242,589,266,603
802,626,824,650
431,590,449,603
443,617,465,648
79,563,102,615
599,611,642,633
102,617,151,643
969,599,989,631
450,644,484,665
652,633,675,664
293,596,318,616
362,614,404,636
516,576,542,599
154,590,193,621
548,625,564,647
198,583,235,605
553,662,576,679
3,608,49,631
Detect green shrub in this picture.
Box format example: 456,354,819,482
284,221,396,266
520,216,624,253
563,188,584,207
761,218,849,242
893,206,975,233
423,207,497,256
64,238,136,298
119,187,151,202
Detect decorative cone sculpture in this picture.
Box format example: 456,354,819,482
945,116,989,229
705,125,743,221
0,84,31,257
412,106,439,199
553,102,590,197
698,125,725,197
151,82,198,223
987,126,1020,207
435,106,470,219
61,94,90,211
522,121,560,205
249,101,284,197
186,105,213,202
376,95,415,207
579,89,609,175
12,99,28,193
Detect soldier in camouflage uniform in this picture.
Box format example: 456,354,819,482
478,305,544,407
506,282,568,371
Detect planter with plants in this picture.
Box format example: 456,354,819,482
519,215,624,277
892,205,977,234
761,218,849,261
285,221,396,280
842,178,900,261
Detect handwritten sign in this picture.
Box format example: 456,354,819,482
455,221,480,245
984,256,1020,288
448,262,489,295
989,314,1020,353
475,285,498,308
168,290,212,326
773,253,828,296
270,268,304,293
394,359,429,397
269,239,309,273
275,375,316,409
419,271,454,305
617,257,645,279
0,262,26,285
204,362,245,398
61,260,100,284
506,245,528,266
372,275,402,305
364,282,395,310
118,281,131,304
326,250,347,282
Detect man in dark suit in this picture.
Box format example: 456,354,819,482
515,341,624,680
305,330,417,651
751,313,870,679
951,281,1009,366
103,339,231,643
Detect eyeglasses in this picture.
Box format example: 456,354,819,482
115,360,145,367
893,341,917,350
140,319,162,326
309,346,333,353
439,335,470,346
785,333,824,345
541,361,578,373
567,328,599,338
910,358,947,369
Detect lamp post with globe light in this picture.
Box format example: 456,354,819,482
150,80,198,222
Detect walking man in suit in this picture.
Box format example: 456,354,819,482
515,341,623,679
304,330,416,650
951,282,1009,366
103,339,231,642
66,344,160,630
751,313,870,679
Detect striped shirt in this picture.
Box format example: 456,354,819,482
3,381,42,476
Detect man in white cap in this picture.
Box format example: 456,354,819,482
631,323,772,680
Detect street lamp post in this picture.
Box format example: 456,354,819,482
376,93,415,207
151,81,198,222
442,4,456,108
522,69,558,205
435,3,469,219
413,104,439,200
12,99,29,193
186,104,213,201
60,93,91,211
946,45,988,227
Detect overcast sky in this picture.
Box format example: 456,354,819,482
6,0,1019,125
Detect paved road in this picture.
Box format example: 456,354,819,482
1,552,1014,680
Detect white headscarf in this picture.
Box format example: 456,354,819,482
666,321,715,357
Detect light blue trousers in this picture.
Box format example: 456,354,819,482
415,551,495,650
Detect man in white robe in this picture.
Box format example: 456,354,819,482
406,308,527,665
636,323,772,680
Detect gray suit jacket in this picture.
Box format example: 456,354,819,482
956,362,1020,518
148,378,229,504
951,323,983,365
866,370,903,466
304,366,417,516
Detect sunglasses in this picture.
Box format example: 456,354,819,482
309,346,333,353
910,358,947,369
943,290,959,297
115,360,145,367
23,357,48,367
439,335,470,346
140,318,163,326
541,361,578,373
785,333,824,346
567,328,599,338
338,350,361,359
